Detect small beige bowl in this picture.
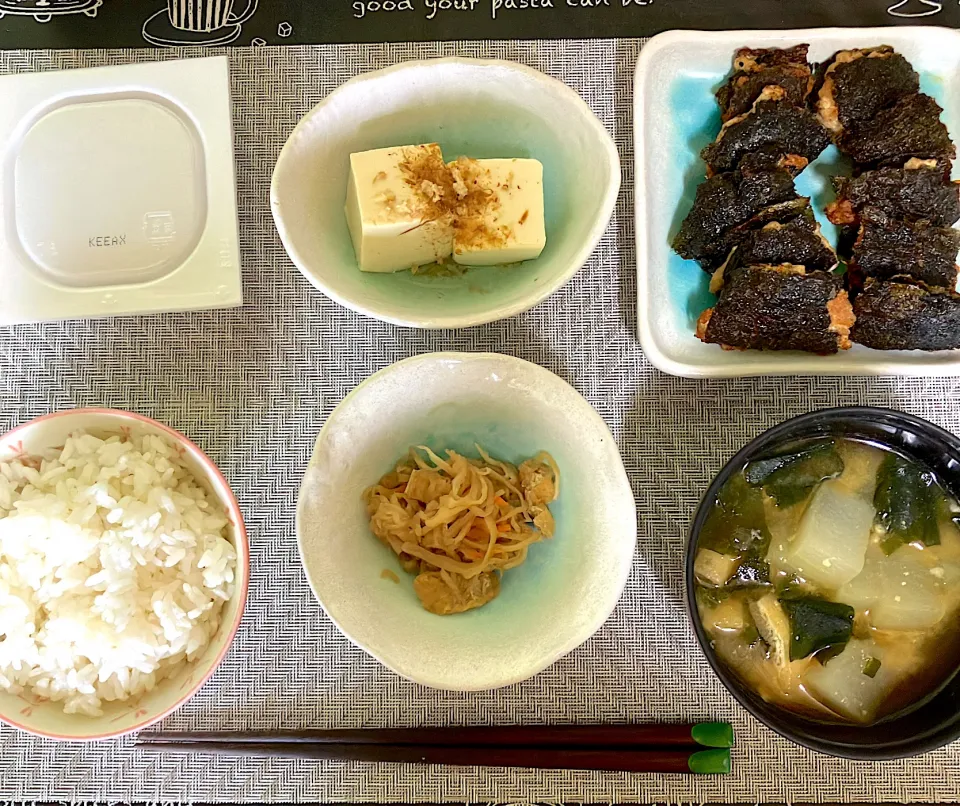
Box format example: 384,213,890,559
0,409,249,741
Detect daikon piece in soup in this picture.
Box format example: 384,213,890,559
694,438,960,725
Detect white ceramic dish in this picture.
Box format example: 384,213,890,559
635,27,960,378
0,409,249,741
272,58,620,329
0,56,242,326
296,352,636,690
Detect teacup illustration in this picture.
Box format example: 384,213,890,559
143,0,258,46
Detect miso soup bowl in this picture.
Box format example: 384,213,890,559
687,406,960,760
271,58,620,329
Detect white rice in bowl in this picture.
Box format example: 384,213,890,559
0,430,237,716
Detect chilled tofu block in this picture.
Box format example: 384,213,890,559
786,479,873,589
451,158,546,266
344,144,454,273
804,639,896,723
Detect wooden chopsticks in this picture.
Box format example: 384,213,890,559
136,722,733,774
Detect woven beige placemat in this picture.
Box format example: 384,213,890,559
0,41,958,803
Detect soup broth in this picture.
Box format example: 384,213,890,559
695,437,960,725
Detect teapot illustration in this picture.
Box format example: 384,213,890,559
0,0,102,24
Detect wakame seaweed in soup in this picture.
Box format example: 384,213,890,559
694,438,960,725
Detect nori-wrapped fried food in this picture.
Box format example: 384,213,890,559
839,93,956,166
850,207,960,290
734,216,836,272
672,163,800,270
702,88,831,175
851,279,960,351
816,47,920,136
696,264,854,353
736,146,809,175
678,42,960,354
827,160,960,229
711,215,838,292
717,45,813,122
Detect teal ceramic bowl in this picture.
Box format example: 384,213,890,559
271,58,620,329
296,353,636,689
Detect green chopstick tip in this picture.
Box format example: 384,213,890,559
687,748,731,775
690,721,734,748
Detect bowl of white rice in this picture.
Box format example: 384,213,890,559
0,408,248,741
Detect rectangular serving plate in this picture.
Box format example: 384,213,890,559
634,26,960,378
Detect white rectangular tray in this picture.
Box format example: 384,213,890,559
0,56,242,326
634,26,960,378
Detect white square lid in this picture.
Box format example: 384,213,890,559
0,56,242,325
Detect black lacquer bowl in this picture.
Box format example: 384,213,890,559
687,406,960,759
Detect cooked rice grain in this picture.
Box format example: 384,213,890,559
0,430,237,716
